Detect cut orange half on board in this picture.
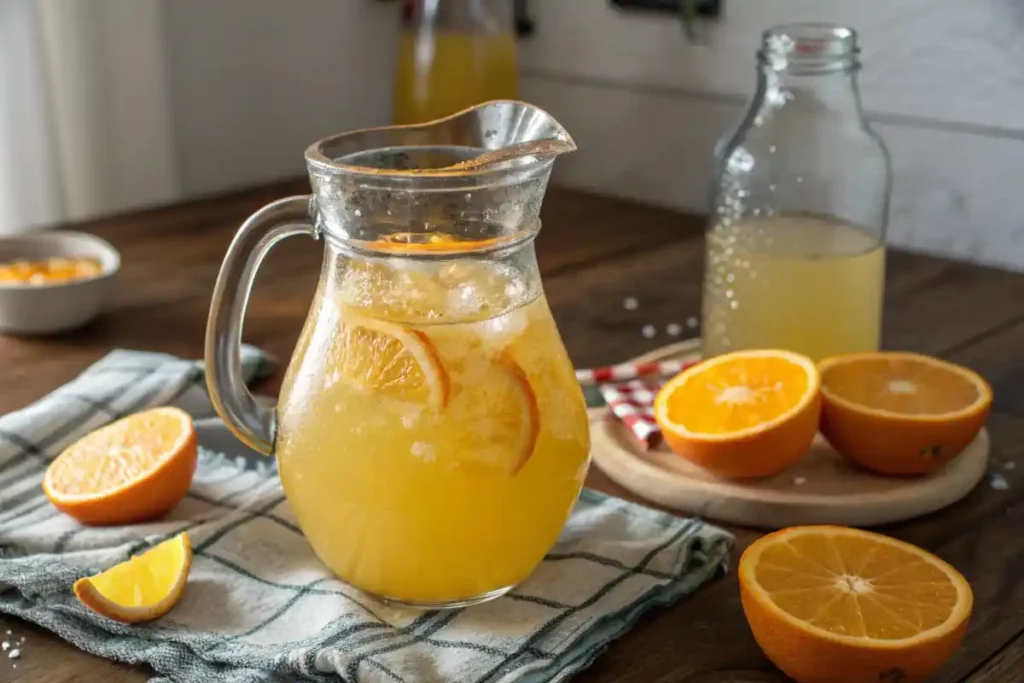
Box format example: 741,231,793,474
444,352,540,476
740,525,972,683
74,532,192,623
43,407,197,525
335,314,450,410
654,349,821,479
819,352,992,475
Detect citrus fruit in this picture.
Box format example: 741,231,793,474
818,352,992,475
372,232,504,253
43,407,197,525
335,314,449,410
443,352,539,476
74,532,192,623
739,525,972,683
654,349,821,478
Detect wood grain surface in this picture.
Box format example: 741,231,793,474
0,181,1021,682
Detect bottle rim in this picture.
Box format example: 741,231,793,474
758,23,861,74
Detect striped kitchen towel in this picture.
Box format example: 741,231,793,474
0,349,733,683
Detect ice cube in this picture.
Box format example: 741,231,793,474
411,442,436,463
448,282,483,316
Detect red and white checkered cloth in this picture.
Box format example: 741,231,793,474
577,357,702,449
598,379,666,449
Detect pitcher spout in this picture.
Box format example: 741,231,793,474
302,100,574,246
305,100,575,177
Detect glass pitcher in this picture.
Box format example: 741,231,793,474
701,23,891,362
205,101,590,608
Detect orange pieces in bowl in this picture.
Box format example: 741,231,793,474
819,352,992,475
740,525,972,683
74,532,192,623
654,349,821,478
43,407,198,525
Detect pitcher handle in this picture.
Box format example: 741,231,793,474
205,195,317,455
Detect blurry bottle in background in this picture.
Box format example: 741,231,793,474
393,0,519,125
701,23,892,362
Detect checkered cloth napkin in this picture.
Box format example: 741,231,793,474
581,358,701,450
598,380,666,448
0,349,733,683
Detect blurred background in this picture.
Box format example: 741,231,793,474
1,0,1021,268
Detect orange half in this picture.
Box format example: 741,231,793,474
818,352,992,474
654,350,821,478
740,525,972,683
43,407,198,525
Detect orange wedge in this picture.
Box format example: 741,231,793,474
740,525,972,683
819,352,992,475
74,532,192,623
444,352,540,476
654,349,821,478
335,313,450,410
43,407,197,525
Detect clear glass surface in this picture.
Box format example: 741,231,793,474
205,101,588,607
702,23,892,362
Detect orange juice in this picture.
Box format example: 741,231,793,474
702,214,885,362
275,256,589,605
393,30,518,125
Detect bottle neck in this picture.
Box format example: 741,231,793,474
759,68,864,120
403,0,514,33
755,23,865,121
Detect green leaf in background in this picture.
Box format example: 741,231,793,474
679,0,697,40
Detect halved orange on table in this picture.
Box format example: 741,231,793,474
654,349,821,479
819,352,992,475
43,407,198,525
75,532,192,623
740,525,972,683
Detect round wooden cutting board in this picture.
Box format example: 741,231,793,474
589,340,991,529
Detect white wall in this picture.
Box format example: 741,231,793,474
518,0,1024,270
163,0,397,198
153,1,1024,269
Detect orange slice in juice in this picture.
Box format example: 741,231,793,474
818,352,992,475
43,407,197,525
335,314,450,410
445,352,539,476
372,232,505,254
740,525,972,683
654,349,821,478
74,532,192,623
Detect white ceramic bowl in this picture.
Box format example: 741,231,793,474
0,231,120,335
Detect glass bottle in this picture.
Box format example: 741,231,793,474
701,23,891,362
393,0,519,125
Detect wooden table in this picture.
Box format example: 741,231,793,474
1,182,1021,682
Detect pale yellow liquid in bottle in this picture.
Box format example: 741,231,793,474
702,214,885,362
275,258,589,604
393,30,518,125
